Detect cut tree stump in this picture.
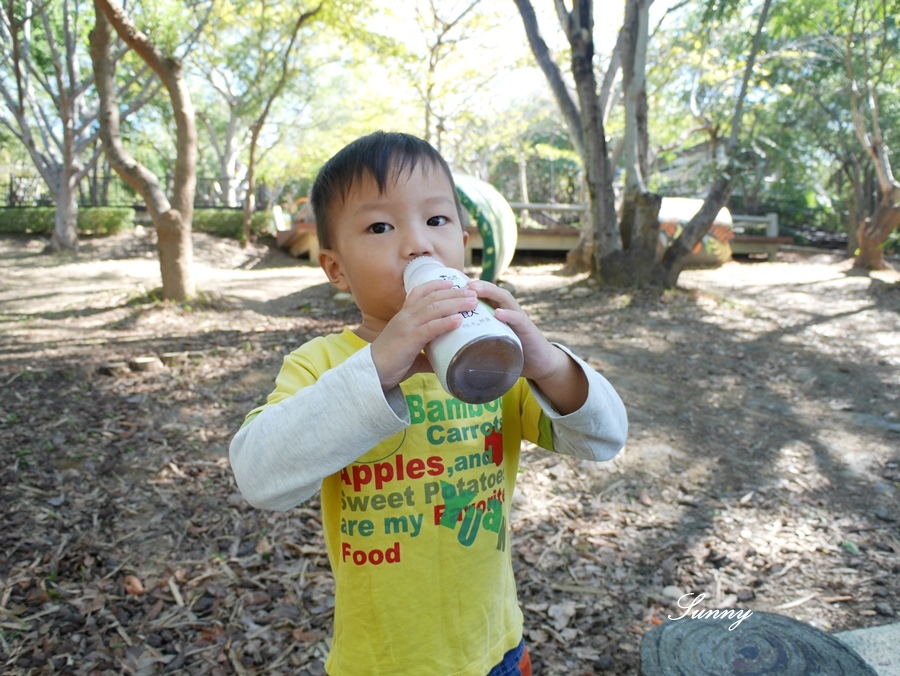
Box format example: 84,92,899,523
98,361,129,376
640,611,876,675
128,356,163,372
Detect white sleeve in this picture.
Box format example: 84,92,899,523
528,344,628,462
229,346,409,511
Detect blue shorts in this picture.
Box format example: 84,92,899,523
487,639,532,676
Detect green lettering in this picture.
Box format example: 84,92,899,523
427,425,445,444
424,481,440,504
447,398,464,420
466,403,484,418
384,516,409,534
496,515,507,551
384,514,424,537
407,394,425,424
483,499,503,533
439,480,476,528
458,507,481,546
342,493,369,511
426,400,446,422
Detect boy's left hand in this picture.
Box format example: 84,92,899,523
466,280,572,383
468,280,588,415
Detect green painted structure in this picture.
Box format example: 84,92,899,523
453,174,518,283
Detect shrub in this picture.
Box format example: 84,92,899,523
190,208,272,240
0,206,272,241
0,207,135,235
78,208,134,235
0,207,55,234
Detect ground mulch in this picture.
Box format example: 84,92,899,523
0,232,898,675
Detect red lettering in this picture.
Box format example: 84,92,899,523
343,455,445,491
386,542,400,563
351,465,371,492
427,456,444,476
435,503,478,525
374,461,393,490
407,458,425,479
485,429,504,466
341,542,401,565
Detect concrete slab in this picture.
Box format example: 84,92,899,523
834,622,900,676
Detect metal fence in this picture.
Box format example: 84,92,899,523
0,173,267,210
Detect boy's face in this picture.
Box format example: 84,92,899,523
318,162,468,337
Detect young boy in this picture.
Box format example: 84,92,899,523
229,131,627,675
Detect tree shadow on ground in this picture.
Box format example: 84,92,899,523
506,279,899,672
1,257,898,675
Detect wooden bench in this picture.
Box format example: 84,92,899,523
464,225,579,266
279,211,790,265
276,220,319,260
731,213,789,260
731,234,794,261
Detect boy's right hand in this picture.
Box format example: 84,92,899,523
370,280,478,390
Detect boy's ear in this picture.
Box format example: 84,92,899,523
318,249,350,290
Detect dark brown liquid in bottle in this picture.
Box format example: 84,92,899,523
444,335,524,404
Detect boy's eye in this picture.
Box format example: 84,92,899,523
427,216,449,227
368,222,393,234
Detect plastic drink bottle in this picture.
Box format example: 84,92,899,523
403,257,524,404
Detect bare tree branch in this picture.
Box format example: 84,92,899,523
512,0,584,157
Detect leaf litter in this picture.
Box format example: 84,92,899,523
0,232,898,674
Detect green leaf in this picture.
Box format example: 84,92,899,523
840,540,859,555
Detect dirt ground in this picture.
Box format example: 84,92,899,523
1,229,898,675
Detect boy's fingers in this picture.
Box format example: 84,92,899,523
466,280,520,310
407,288,477,321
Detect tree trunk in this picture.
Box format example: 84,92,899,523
242,124,260,245
51,98,83,251
843,157,864,256
90,0,196,301
655,174,733,286
601,191,662,286
619,0,652,256
239,3,321,245
654,0,771,288
513,0,625,278
512,0,584,159
52,171,80,251
856,200,900,269
565,1,620,277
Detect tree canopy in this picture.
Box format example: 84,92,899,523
1,0,897,275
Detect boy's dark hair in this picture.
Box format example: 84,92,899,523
310,131,464,249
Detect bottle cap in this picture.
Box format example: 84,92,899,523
403,257,469,293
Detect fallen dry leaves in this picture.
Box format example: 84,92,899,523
0,234,897,674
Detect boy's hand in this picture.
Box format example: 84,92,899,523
467,280,588,415
370,279,478,390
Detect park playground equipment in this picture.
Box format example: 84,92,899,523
274,174,519,283
275,188,788,275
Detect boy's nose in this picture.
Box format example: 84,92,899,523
401,224,434,259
